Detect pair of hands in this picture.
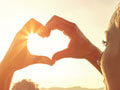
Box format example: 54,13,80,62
1,16,97,72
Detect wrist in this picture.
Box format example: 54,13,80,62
0,60,15,90
0,60,15,76
85,46,102,73
86,46,102,61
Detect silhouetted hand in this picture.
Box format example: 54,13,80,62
42,15,101,65
1,19,51,72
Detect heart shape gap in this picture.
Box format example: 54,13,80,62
27,30,70,59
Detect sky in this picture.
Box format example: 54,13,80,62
0,0,120,89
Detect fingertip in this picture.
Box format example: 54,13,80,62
52,52,63,61
45,59,55,66
49,63,54,66
32,55,51,64
52,54,59,61
38,27,51,37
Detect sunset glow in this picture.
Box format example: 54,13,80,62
0,0,119,89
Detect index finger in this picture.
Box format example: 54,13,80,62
17,18,44,37
43,15,78,38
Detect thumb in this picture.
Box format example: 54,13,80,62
31,55,52,65
52,48,71,61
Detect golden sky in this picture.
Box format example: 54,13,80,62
0,0,119,89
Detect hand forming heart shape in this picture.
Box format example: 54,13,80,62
39,15,100,65
24,15,99,66
2,15,101,73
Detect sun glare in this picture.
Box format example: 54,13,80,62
27,30,70,59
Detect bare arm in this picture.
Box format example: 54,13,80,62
0,18,51,90
42,15,102,73
86,48,102,73
0,61,14,90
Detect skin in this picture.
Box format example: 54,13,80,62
0,16,102,90
42,15,102,73
100,30,120,90
0,18,52,90
43,14,120,90
100,7,120,90
1,11,119,89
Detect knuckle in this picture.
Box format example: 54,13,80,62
53,15,58,18
52,15,58,20
69,23,78,32
71,23,77,28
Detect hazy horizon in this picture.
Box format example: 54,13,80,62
40,86,104,90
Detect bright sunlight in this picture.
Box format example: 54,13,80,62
27,30,70,59
6,0,114,89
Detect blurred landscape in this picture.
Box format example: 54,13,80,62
40,87,104,90
12,79,104,90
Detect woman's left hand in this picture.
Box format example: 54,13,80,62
1,18,51,72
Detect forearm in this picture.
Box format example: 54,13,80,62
86,47,102,74
0,61,14,90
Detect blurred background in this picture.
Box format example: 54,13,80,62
0,0,119,89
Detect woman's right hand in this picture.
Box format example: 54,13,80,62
42,15,101,64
